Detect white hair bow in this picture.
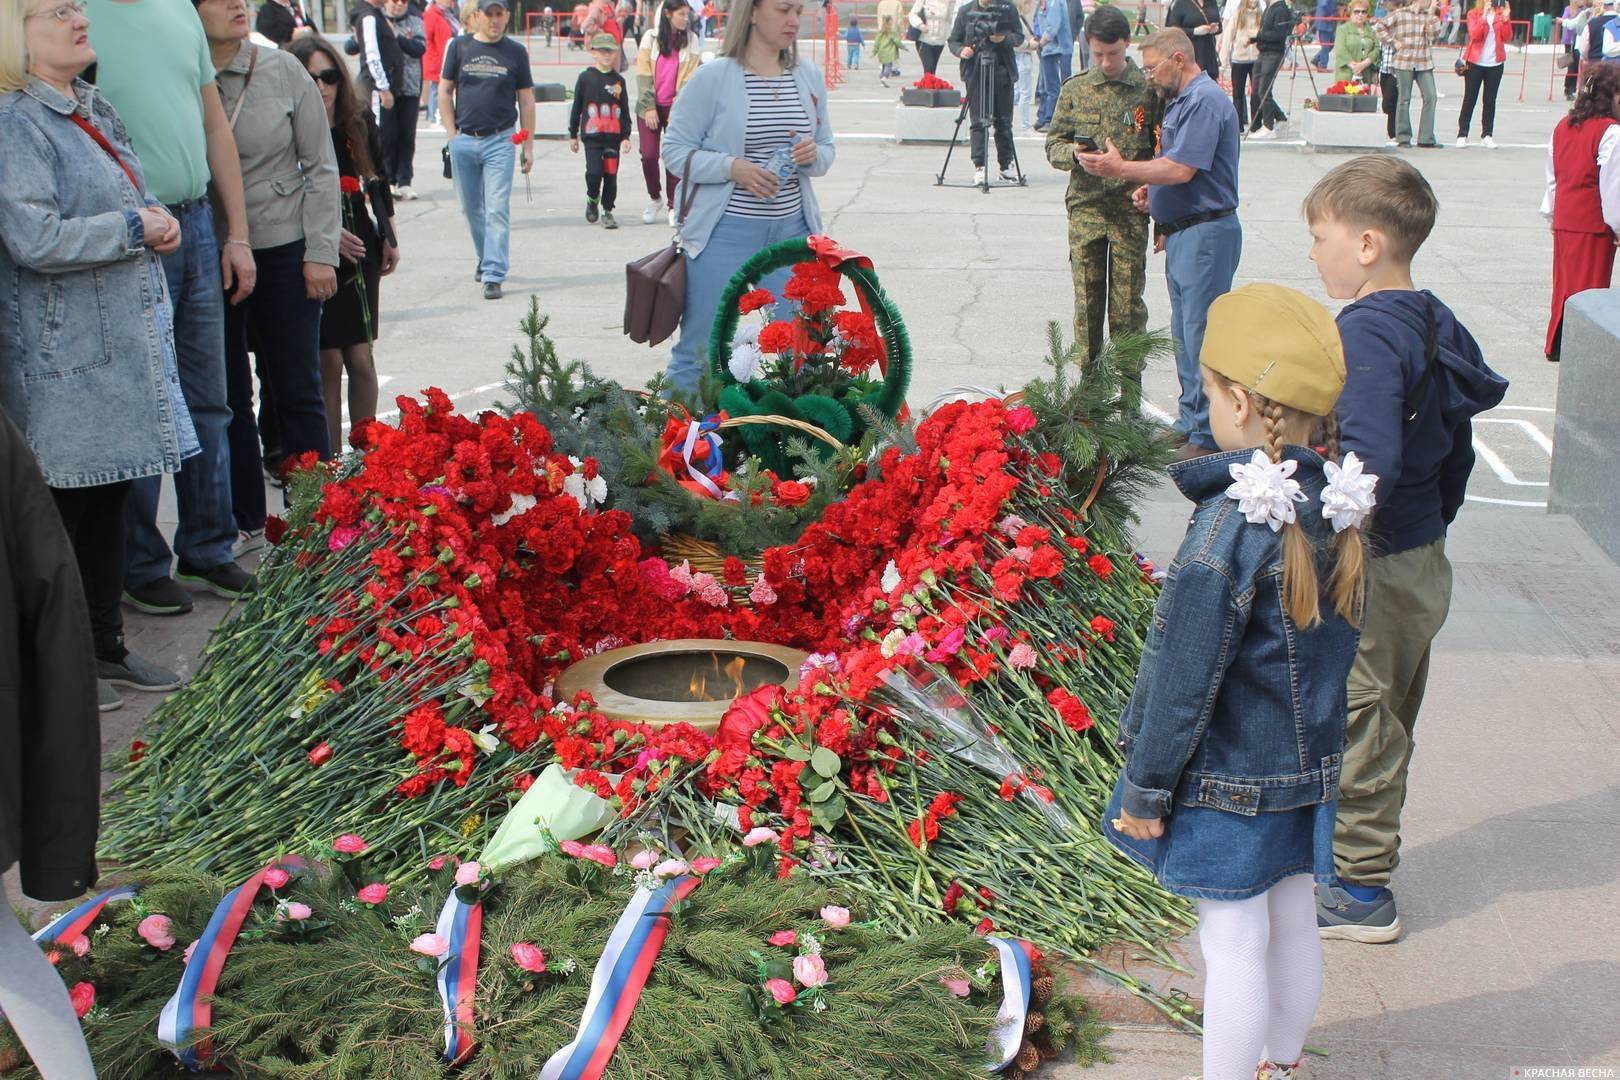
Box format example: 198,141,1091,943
1225,450,1308,532
1320,452,1378,533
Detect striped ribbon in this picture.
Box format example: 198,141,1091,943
157,861,295,1069
434,887,484,1065
986,936,1036,1073
539,875,701,1080
679,416,726,499
31,884,138,944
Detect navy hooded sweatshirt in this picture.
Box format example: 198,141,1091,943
1335,290,1508,557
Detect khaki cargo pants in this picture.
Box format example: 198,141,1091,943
1334,538,1453,887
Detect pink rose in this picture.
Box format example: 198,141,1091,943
1007,642,1038,670
510,942,547,973
332,834,369,855
690,856,722,875
357,883,390,905
630,849,660,871
819,905,850,928
262,867,291,889
68,935,91,958
742,827,779,847
69,981,95,1019
277,901,312,922
410,933,449,957
792,953,828,988
137,914,176,951
652,858,689,878
1005,405,1037,434
940,976,972,998
454,860,482,886
764,977,797,1005
768,930,797,947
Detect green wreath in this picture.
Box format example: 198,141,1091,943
706,237,912,476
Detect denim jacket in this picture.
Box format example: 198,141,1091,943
1118,446,1360,821
660,58,836,259
0,78,197,489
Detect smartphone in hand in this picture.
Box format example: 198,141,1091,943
1074,134,1100,153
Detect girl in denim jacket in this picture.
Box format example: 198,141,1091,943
1103,284,1376,1080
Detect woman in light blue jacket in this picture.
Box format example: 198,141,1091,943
659,0,836,394
0,0,198,709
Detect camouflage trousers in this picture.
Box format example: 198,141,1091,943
1067,214,1150,373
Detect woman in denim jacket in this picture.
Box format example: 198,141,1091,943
1103,285,1374,1080
659,0,836,395
0,0,200,711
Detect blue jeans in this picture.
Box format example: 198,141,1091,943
1037,52,1070,128
1164,213,1243,450
667,212,810,395
424,80,437,124
1015,51,1035,130
126,199,236,584
449,129,516,284
847,43,860,68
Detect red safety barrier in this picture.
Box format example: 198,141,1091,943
825,0,844,87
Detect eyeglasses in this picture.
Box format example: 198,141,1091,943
27,1,86,21
309,68,343,85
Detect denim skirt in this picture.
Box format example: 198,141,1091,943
1101,772,1337,902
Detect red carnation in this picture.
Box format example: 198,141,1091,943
511,129,532,144
722,556,748,586
339,175,362,194
308,742,333,766
773,480,811,507
738,288,775,314
1089,615,1117,642
1045,688,1094,733
1005,405,1037,434
1087,553,1115,579
757,320,796,354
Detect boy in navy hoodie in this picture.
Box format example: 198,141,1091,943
1302,156,1507,944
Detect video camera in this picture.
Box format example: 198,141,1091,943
960,6,1001,50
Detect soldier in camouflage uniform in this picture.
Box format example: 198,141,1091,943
1044,5,1160,370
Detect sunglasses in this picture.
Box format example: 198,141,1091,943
309,68,343,85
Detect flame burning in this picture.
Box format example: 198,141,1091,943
687,654,750,701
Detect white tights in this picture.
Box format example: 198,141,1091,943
1196,873,1322,1080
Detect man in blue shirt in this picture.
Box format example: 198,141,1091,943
1033,0,1073,130
1076,27,1241,456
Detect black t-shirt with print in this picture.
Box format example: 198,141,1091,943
569,67,628,143
442,35,534,132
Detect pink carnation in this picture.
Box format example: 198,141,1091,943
332,834,369,855
768,930,797,947
792,953,828,988
1005,405,1037,434
819,905,850,928
698,583,730,608
510,942,548,973
764,977,797,1005
410,933,449,957
742,827,779,847
328,524,361,552
924,626,966,662
748,578,778,605
652,858,689,878
1007,643,1038,670
428,854,449,870
137,914,175,951
68,934,91,958
357,883,390,905
581,844,617,867
690,856,723,875
262,867,291,889
558,839,586,858
630,849,660,871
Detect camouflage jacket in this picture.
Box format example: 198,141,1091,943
1044,61,1162,218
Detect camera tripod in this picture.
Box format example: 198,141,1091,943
1249,31,1321,135
934,45,1027,193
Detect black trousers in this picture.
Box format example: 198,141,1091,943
377,93,421,185
1249,50,1288,130
1230,60,1254,131
50,481,131,663
1563,46,1580,96
1457,62,1503,138
918,40,944,74
1381,71,1399,138
585,143,621,210
225,239,331,531
965,62,1015,168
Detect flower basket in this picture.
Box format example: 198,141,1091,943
708,236,911,478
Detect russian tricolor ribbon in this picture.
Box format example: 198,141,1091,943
157,860,296,1069
434,886,484,1065
679,414,726,499
31,884,138,944
986,936,1036,1073
539,875,701,1080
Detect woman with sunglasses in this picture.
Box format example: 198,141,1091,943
290,37,399,452
196,0,342,544
635,0,702,224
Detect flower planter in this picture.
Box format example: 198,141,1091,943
1317,93,1378,113
534,82,568,103
1300,108,1390,150
901,88,962,108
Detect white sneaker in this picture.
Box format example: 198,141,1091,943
999,166,1018,182
973,166,987,186
642,200,659,224
1249,127,1276,141
1455,136,1467,148
1386,137,1399,146
668,205,678,227
397,185,418,200
1483,135,1498,148
234,528,267,558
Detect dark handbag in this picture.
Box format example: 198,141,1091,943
905,13,922,42
624,152,696,347
1454,55,1470,75
442,143,452,179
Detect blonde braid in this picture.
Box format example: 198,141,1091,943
1254,394,1323,628
1321,411,1369,626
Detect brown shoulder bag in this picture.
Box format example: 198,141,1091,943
624,151,698,347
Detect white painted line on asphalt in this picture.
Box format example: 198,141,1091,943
1466,494,1548,507
1473,437,1548,487
1489,404,1555,412
1477,417,1554,456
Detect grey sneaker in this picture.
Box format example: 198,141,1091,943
176,560,257,600
1317,880,1401,943
123,576,194,616
585,197,600,223
98,680,124,713
602,210,617,230
98,651,183,693
234,528,267,558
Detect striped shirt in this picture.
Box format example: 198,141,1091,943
1374,8,1438,70
725,72,811,219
